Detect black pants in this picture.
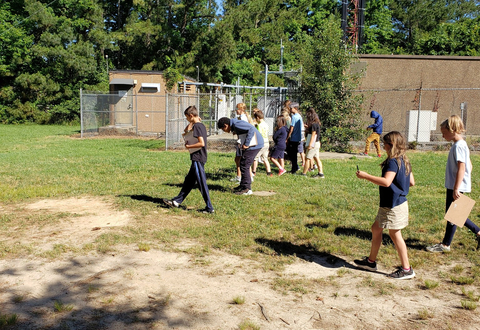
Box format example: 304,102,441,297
173,161,213,211
287,140,300,173
239,148,260,190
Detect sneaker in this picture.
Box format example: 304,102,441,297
359,152,368,156
388,267,415,280
426,243,450,253
201,208,215,214
354,256,377,271
234,188,252,195
163,199,180,208
230,176,241,182
300,173,307,177
377,154,382,158
267,172,273,177
278,168,286,176
313,173,325,179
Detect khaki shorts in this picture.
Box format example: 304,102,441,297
255,145,270,163
375,202,409,230
306,141,320,160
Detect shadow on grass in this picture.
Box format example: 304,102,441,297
162,183,228,192
0,257,207,329
255,238,356,270
333,226,427,251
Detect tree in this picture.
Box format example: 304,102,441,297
299,16,364,152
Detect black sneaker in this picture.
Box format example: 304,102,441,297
313,173,325,179
388,267,415,280
163,199,180,208
354,256,377,271
200,208,215,214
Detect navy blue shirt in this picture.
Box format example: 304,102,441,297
273,126,287,150
379,158,410,208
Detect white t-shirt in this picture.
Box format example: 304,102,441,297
445,139,471,192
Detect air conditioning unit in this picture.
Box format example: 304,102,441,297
406,110,438,142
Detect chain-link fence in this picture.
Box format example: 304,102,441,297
80,88,300,149
355,87,480,145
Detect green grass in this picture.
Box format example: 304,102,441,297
1,124,480,284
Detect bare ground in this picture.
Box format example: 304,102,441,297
1,197,479,330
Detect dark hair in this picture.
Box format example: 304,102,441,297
217,117,230,129
275,115,286,130
184,105,198,116
306,109,320,126
253,110,264,120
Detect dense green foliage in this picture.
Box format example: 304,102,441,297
1,1,480,148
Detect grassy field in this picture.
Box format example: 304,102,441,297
1,124,479,281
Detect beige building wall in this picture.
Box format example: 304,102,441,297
357,55,480,138
109,70,196,134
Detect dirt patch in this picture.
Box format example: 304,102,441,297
0,197,479,329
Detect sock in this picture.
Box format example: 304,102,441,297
367,258,375,263
403,267,411,272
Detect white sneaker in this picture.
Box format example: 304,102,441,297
426,243,450,253
230,176,241,182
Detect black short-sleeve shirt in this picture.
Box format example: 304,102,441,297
191,123,207,163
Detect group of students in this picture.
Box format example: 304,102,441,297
163,105,480,280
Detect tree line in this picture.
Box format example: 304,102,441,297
1,0,479,148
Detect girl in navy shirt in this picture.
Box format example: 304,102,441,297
354,131,416,280
270,115,288,176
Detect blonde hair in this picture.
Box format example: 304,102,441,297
236,103,247,113
440,115,465,134
381,131,411,175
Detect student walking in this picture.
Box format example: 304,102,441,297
270,115,288,176
217,117,264,195
354,131,416,279
427,115,480,252
286,102,303,174
301,108,324,178
361,110,383,157
231,103,254,183
163,106,214,214
252,110,273,176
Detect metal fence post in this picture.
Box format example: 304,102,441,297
165,92,169,150
80,88,83,138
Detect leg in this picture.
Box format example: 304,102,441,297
193,161,214,211
389,229,410,269
373,133,381,155
442,189,457,246
172,162,197,204
235,156,241,177
288,141,299,173
252,160,258,174
364,133,376,154
368,221,383,262
279,158,284,170
239,149,259,190
302,158,312,175
314,155,323,174
270,157,281,169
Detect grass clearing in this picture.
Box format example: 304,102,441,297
0,124,479,292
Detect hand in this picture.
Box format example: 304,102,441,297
356,170,367,179
242,144,249,150
453,189,461,200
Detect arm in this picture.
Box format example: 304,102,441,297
287,125,294,140
356,170,396,187
410,171,415,187
453,161,466,200
308,131,317,149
